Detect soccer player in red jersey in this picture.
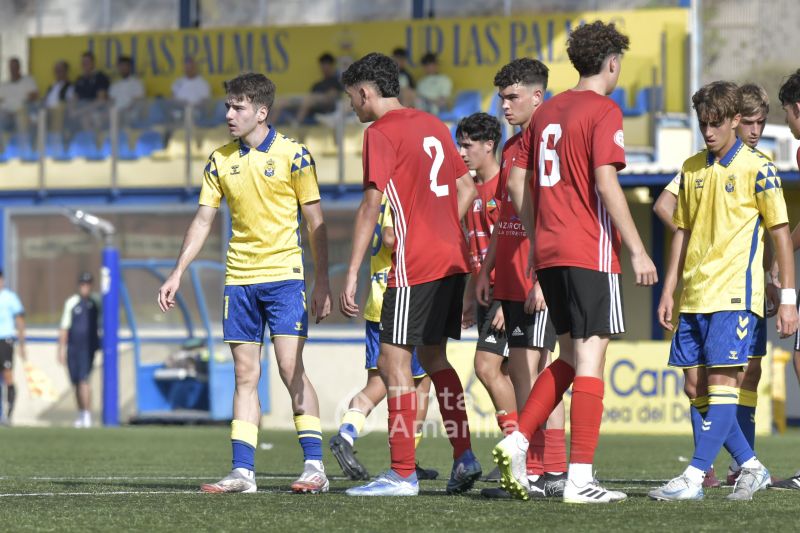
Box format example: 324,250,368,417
477,58,568,500
492,21,657,503
456,113,516,456
338,52,481,497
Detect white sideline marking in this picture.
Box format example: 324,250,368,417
0,490,199,498
0,474,350,481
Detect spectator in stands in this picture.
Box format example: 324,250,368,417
110,56,144,111
57,272,100,429
171,56,211,107
42,60,74,135
73,51,109,103
271,52,343,126
416,52,452,115
392,47,416,107
0,57,39,135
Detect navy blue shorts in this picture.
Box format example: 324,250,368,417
67,347,95,384
365,321,426,378
669,311,762,368
223,280,308,344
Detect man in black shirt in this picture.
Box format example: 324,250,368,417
271,53,343,126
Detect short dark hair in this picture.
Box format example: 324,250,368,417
738,83,769,117
494,58,549,91
224,72,276,110
392,47,408,58
778,69,800,106
692,81,741,124
421,52,438,65
117,56,133,66
341,52,400,98
82,50,95,61
566,21,630,77
456,112,502,152
318,53,335,65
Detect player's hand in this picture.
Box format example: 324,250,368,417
526,244,536,280
524,281,546,315
57,348,66,366
339,273,359,318
766,282,780,318
311,282,332,324
657,293,674,331
475,270,491,307
631,251,658,286
491,305,505,334
461,296,476,329
18,344,26,361
776,303,799,338
157,274,181,313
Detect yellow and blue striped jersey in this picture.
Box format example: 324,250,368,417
199,127,320,285
674,138,788,316
363,195,393,322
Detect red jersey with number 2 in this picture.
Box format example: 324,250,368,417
363,108,471,288
515,90,626,274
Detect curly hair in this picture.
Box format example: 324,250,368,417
455,112,502,151
224,72,276,109
692,81,741,124
778,69,800,106
566,21,630,77
493,58,549,90
341,52,400,98
738,83,769,117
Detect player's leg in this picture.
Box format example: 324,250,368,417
412,370,439,480
201,284,266,494
539,350,568,498
0,340,11,423
474,299,516,432
1,343,15,423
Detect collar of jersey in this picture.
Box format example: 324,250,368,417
238,126,277,157
706,136,743,168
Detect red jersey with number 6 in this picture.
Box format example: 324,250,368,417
363,108,471,288
515,90,626,274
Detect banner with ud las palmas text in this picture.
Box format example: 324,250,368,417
29,8,688,112
447,340,772,435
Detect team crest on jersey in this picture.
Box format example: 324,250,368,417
487,198,498,211
265,159,275,177
614,129,625,149
725,175,735,193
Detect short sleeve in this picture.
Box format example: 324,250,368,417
291,144,321,204
592,105,626,171
198,153,223,208
513,122,534,171
59,297,73,330
664,172,681,196
673,172,688,229
755,162,789,229
363,128,396,192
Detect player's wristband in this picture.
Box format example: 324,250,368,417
780,288,796,305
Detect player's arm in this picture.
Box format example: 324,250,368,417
768,223,798,337
652,189,678,232
381,226,395,249
475,228,498,307
15,313,26,361
595,165,657,286
301,200,332,323
158,205,218,312
340,187,383,318
507,165,535,239
456,172,477,220
790,222,800,251
657,227,689,331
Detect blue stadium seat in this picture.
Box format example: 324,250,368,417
438,90,482,122
609,88,628,110
68,131,104,160
6,134,38,161
624,86,664,116
101,130,138,160
134,130,165,157
196,99,227,127
46,132,70,160
544,90,553,101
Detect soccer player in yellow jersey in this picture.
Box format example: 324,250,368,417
329,195,438,481
650,81,798,501
157,72,333,494
652,84,779,488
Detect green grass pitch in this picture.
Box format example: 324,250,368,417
1,427,799,532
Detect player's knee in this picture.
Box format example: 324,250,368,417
683,379,697,399
234,360,261,388
742,361,762,389
474,354,498,384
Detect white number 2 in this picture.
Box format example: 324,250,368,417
423,136,449,197
538,123,562,187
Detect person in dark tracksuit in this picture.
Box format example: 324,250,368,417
57,272,100,428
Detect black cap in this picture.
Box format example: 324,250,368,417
78,271,93,284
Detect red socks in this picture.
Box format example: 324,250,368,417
527,429,545,475
518,359,576,439
431,369,472,459
496,411,518,436
388,392,417,478
544,428,567,473
569,377,604,464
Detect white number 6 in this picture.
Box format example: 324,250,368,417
423,136,448,197
538,123,562,187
